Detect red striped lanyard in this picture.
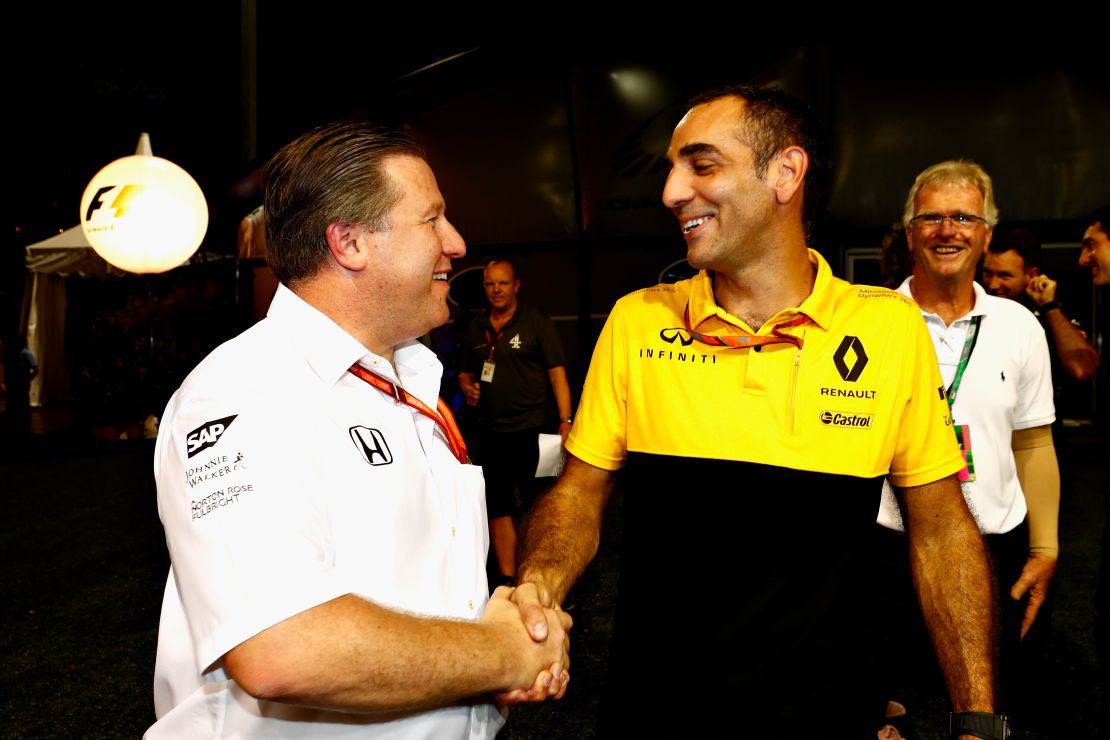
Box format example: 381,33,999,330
678,304,809,349
348,364,469,464
484,328,504,361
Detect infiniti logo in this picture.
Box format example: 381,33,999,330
659,328,695,346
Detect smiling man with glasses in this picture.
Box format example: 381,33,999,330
876,159,1059,734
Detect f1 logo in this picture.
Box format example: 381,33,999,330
349,426,393,466
833,336,869,382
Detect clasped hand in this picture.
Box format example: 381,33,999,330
484,585,571,704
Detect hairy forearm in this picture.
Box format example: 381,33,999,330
1043,309,1100,381
224,593,551,713
518,455,613,604
898,476,997,711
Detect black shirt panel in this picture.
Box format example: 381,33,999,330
604,451,885,729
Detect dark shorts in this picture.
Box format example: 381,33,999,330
479,426,550,519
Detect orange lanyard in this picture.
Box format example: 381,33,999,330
678,304,809,349
348,364,469,464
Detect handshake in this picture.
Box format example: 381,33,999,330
482,582,572,704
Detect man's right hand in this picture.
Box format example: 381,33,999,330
465,382,481,406
1025,273,1058,306
483,586,570,703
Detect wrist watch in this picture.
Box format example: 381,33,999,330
560,417,573,425
949,711,1010,739
1037,299,1060,313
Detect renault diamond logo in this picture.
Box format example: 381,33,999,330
833,336,868,382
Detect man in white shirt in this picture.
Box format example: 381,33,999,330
149,122,570,738
878,160,1059,722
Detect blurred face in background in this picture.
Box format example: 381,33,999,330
982,249,1034,299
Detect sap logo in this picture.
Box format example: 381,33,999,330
350,426,393,466
819,410,873,429
186,415,238,458
832,336,869,382
659,328,694,346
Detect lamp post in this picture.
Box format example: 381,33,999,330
78,135,209,440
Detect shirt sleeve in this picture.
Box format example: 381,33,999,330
565,305,627,471
886,307,967,489
1013,316,1055,430
155,387,348,674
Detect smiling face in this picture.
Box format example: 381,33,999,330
982,249,1033,299
662,96,776,273
907,184,993,289
1079,222,1110,286
356,155,465,342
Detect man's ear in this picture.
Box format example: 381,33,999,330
770,145,808,205
325,221,371,272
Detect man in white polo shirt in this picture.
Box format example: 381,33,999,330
878,160,1058,722
148,122,570,738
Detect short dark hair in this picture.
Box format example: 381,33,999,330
484,258,518,281
1088,207,1110,238
687,84,830,240
263,121,425,285
988,226,1040,270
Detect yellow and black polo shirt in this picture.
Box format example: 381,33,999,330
567,249,965,729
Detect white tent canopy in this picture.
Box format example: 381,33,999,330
24,225,121,278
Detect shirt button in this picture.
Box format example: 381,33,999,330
468,599,474,610
451,526,456,537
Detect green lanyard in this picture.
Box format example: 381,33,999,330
945,315,983,409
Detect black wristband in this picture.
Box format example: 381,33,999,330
1038,300,1061,313
949,711,1010,739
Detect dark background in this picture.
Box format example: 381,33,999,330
3,10,1108,737
6,15,1108,422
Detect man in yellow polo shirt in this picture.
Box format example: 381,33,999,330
512,86,1004,738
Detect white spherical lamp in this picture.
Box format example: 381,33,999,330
80,142,208,274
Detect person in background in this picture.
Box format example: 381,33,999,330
983,226,1099,383
458,259,573,584
1080,208,1110,710
877,160,1058,732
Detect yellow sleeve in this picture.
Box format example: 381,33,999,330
565,305,628,471
887,308,966,488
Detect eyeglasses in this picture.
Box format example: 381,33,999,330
909,213,989,231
